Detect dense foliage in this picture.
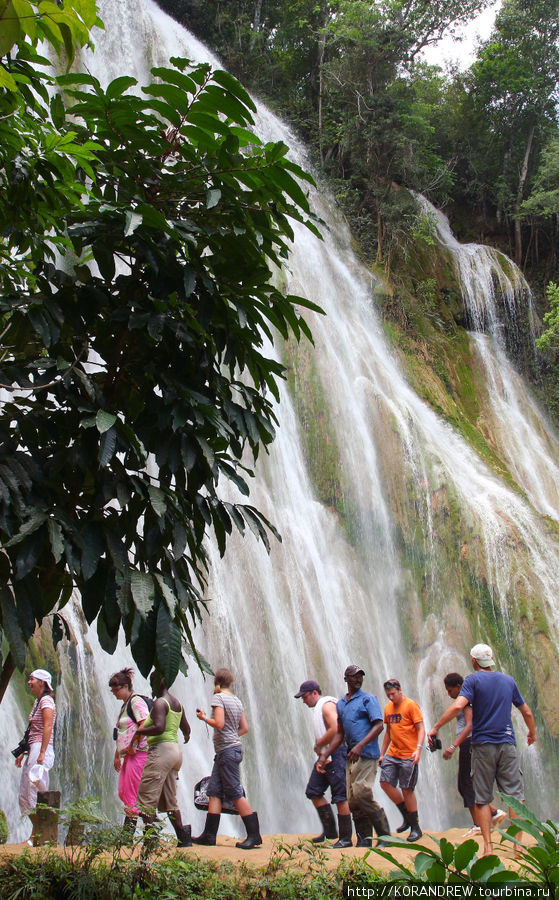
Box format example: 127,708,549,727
0,1,321,691
0,833,378,899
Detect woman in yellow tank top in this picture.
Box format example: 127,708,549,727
131,671,192,847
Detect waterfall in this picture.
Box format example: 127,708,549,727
2,0,559,842
418,195,533,340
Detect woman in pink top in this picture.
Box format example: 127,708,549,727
15,668,56,844
109,668,149,834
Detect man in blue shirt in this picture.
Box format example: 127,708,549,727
322,664,390,848
428,643,536,857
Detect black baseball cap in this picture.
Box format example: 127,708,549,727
294,679,321,698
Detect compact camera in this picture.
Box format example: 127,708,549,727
428,737,442,752
11,736,30,758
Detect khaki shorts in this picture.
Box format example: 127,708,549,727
471,742,524,806
137,742,182,813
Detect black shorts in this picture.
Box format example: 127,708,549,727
458,741,475,808
305,745,347,804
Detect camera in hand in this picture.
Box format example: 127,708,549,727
428,737,442,752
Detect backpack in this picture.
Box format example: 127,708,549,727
194,777,243,816
126,693,154,723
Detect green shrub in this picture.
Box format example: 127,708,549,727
0,810,8,845
368,797,559,890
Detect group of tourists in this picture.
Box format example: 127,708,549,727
14,664,260,850
13,641,536,857
296,643,536,857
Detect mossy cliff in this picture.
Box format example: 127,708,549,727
285,212,559,813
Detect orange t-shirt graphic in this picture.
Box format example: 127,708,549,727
384,697,423,759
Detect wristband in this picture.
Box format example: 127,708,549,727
416,744,423,748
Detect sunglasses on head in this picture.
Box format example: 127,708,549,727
384,680,400,689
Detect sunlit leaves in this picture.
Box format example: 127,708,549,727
0,26,323,685
0,0,99,67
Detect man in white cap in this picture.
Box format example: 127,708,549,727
294,679,351,845
428,643,537,857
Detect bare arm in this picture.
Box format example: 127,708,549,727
428,695,468,742
196,704,225,730
411,720,425,765
238,712,249,736
379,722,391,761
180,708,191,743
318,718,344,770
518,702,537,745
314,701,338,754
443,704,472,760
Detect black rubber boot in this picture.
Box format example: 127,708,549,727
396,801,410,833
353,813,372,848
332,814,353,848
311,804,338,843
193,813,221,846
236,812,262,849
406,810,423,842
175,824,192,847
371,807,391,848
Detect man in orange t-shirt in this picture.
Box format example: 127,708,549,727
379,679,425,842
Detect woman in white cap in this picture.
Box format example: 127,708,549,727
14,669,56,844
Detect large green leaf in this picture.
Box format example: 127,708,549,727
0,2,22,56
130,608,156,678
453,839,477,871
0,583,27,668
156,603,181,686
130,571,155,619
97,606,118,654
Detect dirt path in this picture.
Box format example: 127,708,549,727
0,828,526,874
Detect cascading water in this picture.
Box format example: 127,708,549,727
418,195,533,340
2,0,559,842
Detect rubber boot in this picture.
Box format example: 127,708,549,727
396,801,410,833
311,804,338,843
332,813,353,848
236,811,262,849
406,810,423,842
176,824,192,847
193,813,221,846
371,807,391,848
353,813,372,848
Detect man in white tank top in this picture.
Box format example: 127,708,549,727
294,679,352,847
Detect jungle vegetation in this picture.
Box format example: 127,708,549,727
0,0,321,693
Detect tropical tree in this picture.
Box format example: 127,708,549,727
0,1,321,698
468,0,559,264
